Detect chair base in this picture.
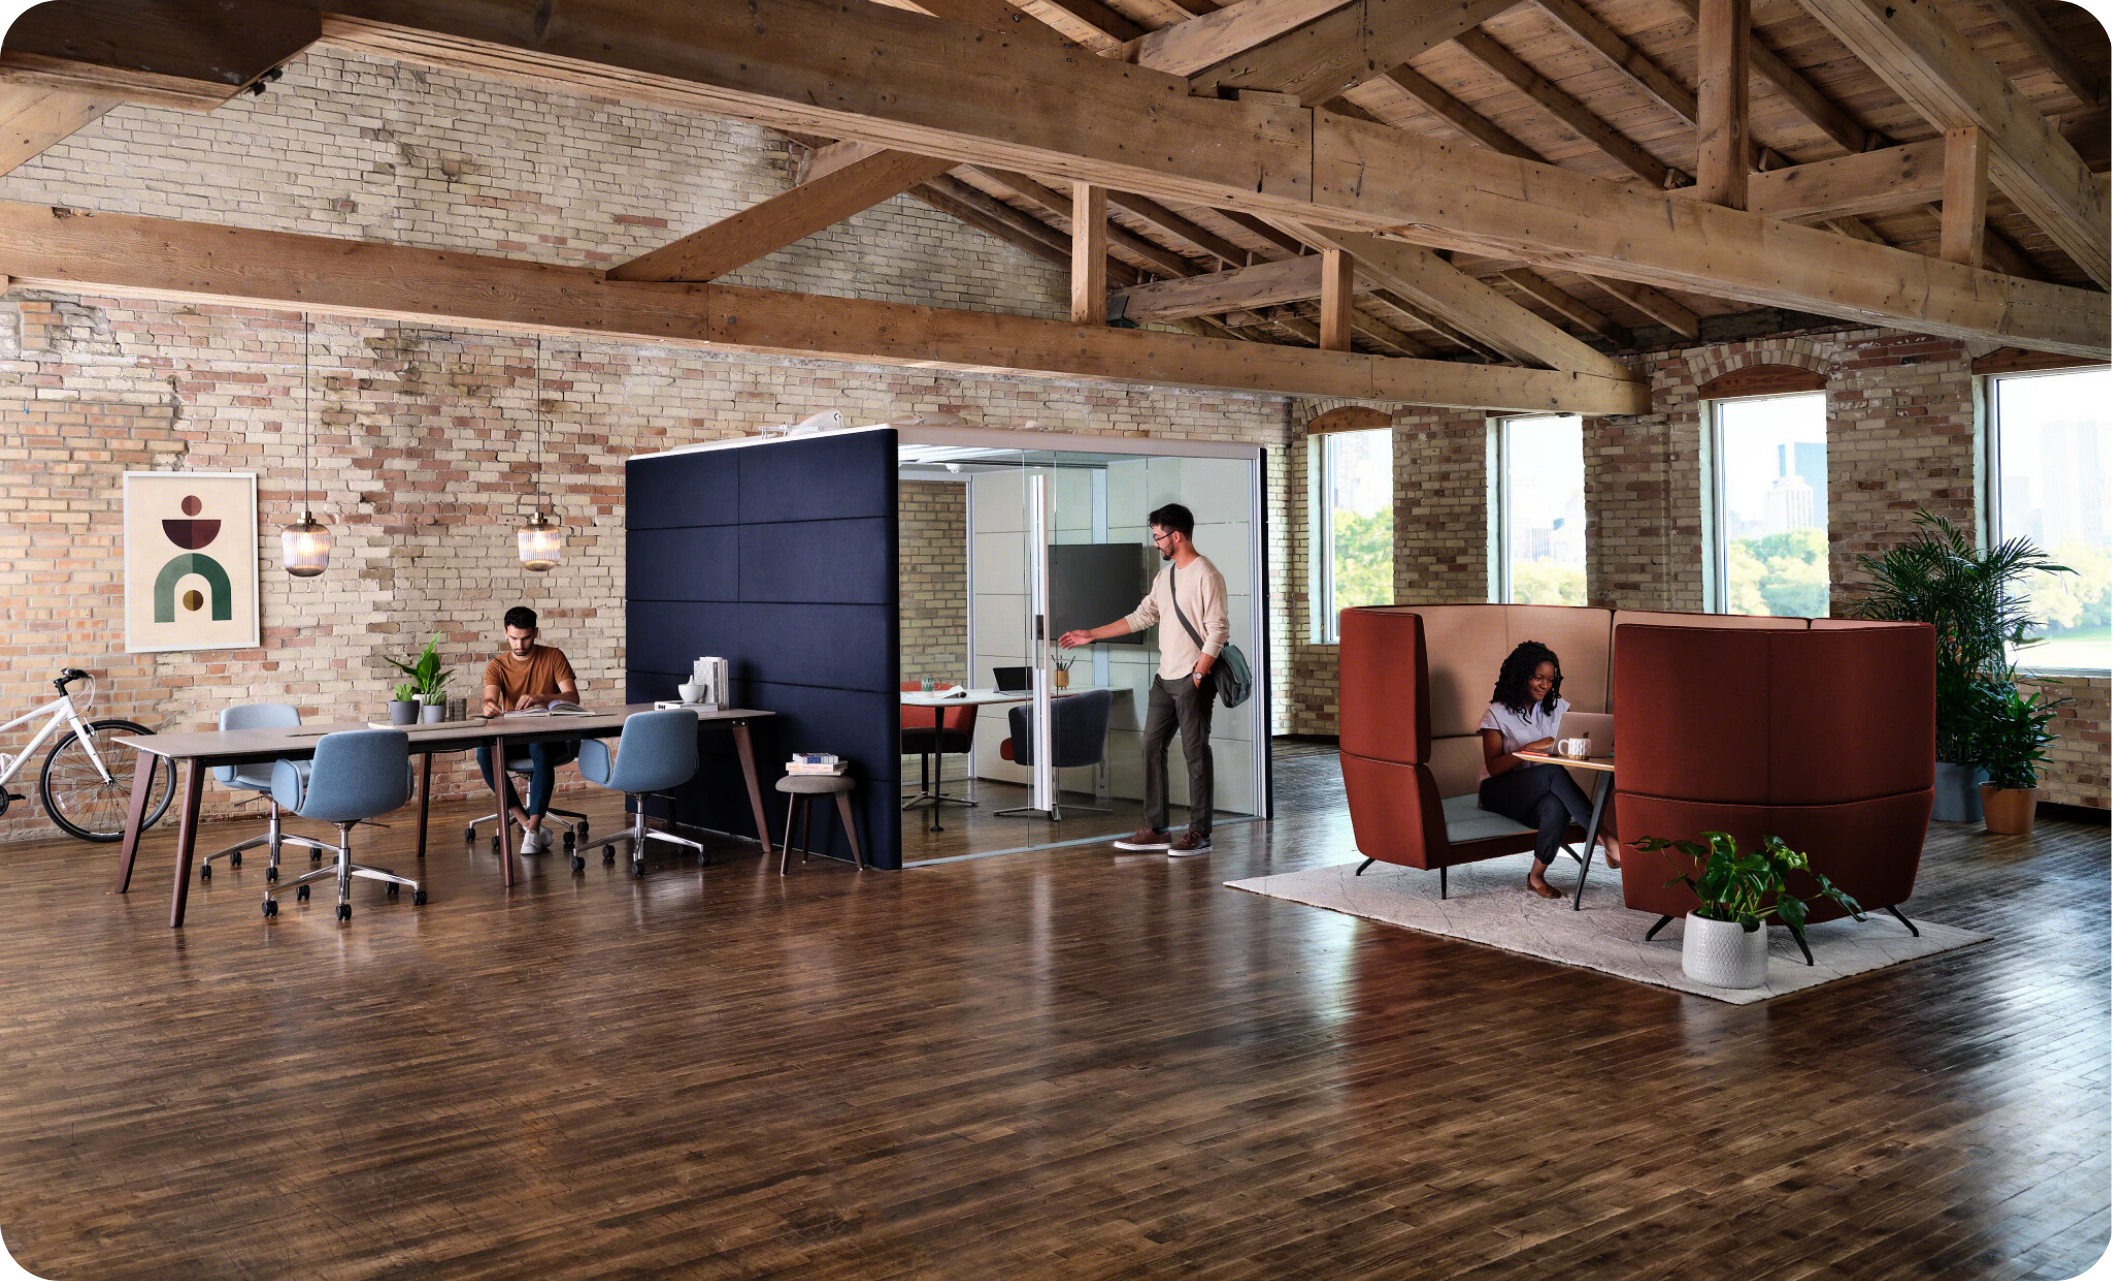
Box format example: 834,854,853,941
262,822,423,921
597,803,706,878
994,802,1112,822
468,805,589,847
201,801,332,882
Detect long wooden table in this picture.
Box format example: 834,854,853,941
111,704,777,927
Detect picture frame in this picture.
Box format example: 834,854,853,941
123,470,261,653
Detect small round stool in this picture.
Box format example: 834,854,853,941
774,774,865,875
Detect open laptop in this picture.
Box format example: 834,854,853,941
1553,711,1616,758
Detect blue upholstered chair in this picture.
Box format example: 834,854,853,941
997,690,1115,822
576,709,703,878
200,703,332,884
262,729,424,922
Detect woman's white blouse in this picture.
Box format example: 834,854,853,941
1477,696,1569,781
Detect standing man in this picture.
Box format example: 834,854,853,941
479,605,580,855
1059,502,1230,855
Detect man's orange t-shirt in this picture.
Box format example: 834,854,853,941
483,646,576,707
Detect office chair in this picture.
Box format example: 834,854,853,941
997,689,1114,822
199,702,332,884
577,709,704,878
261,729,425,922
465,744,589,852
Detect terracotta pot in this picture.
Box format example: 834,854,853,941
1979,784,2039,835
1680,912,1770,989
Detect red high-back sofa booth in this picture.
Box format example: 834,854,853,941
1338,604,1935,934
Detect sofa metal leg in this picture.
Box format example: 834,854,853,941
1885,905,1920,937
1644,914,1674,942
1354,857,1373,877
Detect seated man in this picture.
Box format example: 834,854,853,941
478,605,579,854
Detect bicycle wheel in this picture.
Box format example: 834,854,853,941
42,719,173,843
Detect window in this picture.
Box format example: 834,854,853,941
1707,393,1827,617
1313,428,1394,642
1989,368,2112,672
1496,414,1585,605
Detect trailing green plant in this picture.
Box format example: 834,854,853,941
1972,672,2070,791
1634,831,1865,942
1851,509,2072,762
385,635,452,704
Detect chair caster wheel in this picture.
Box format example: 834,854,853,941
261,899,277,918
563,832,576,850
603,845,615,864
490,836,500,852
266,866,278,883
229,850,241,868
198,864,211,882
631,860,645,879
311,851,323,863
336,903,351,921
386,883,400,897
578,823,589,841
464,826,475,841
571,854,586,873
412,889,427,906
296,884,310,902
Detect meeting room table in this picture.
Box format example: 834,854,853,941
899,687,1030,833
109,704,778,927
1513,748,1615,911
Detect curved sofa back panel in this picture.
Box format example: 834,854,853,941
1339,752,1447,868
1338,607,1431,765
1617,792,1932,922
1611,609,1809,632
1615,627,1780,805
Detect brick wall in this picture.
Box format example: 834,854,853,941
898,480,968,686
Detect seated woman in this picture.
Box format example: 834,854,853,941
1478,640,1621,900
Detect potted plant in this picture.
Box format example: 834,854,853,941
387,681,420,727
1972,672,2069,835
1634,831,1866,989
1852,509,2072,822
385,635,452,725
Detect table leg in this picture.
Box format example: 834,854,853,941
112,750,158,894
416,752,432,861
491,735,515,888
929,706,945,833
1571,771,1612,912
730,721,772,850
167,760,204,929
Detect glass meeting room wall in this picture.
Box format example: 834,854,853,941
896,427,1267,859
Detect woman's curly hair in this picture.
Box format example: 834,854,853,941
1491,640,1563,716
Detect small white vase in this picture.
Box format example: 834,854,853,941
1680,912,1770,989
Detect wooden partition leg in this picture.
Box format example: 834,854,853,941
415,753,432,860
730,721,772,849
112,751,157,894
167,761,204,928
491,735,515,887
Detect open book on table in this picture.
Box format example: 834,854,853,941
502,701,593,717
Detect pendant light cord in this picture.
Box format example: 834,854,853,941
534,336,544,518
302,314,312,517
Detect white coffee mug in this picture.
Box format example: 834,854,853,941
677,682,703,704
1559,737,1590,758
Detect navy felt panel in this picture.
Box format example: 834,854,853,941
627,602,750,679
738,518,893,605
738,429,898,525
630,604,893,692
627,451,741,529
629,526,738,602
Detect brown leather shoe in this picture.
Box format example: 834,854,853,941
1113,828,1171,850
1167,832,1212,856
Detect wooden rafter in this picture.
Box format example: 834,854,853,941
1370,62,1547,163
1110,255,1346,320
1981,0,2100,113
1583,275,1702,338
0,202,1650,413
1452,27,1680,187
1694,0,1750,207
0,84,115,178
1743,141,1946,221
1116,0,1357,77
1186,0,1520,104
1497,269,1629,345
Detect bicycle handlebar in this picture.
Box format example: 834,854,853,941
53,668,89,693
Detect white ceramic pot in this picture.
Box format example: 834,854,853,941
1680,912,1770,989
677,682,704,704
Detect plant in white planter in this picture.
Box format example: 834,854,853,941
1633,831,1866,989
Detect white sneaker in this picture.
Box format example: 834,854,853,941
519,826,549,854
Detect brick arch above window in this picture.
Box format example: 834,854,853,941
1305,405,1393,435
1696,363,1828,400
1685,337,1836,391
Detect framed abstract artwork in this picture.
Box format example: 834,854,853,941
123,471,261,653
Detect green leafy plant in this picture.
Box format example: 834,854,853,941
1972,672,2070,791
1634,831,1865,944
1851,509,2072,762
385,635,452,704
391,680,418,703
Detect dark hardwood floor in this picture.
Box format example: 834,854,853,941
0,744,2104,1279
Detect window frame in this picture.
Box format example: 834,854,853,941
1310,426,1394,644
1983,365,2113,677
1703,390,1828,616
1492,412,1585,606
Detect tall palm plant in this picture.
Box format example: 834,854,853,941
1851,509,2070,762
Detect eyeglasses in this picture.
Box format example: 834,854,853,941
1149,530,1175,546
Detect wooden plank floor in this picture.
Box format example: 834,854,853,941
0,742,2103,1279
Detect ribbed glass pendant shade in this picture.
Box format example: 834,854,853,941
517,510,563,572
282,510,332,577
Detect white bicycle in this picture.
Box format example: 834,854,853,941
0,668,173,842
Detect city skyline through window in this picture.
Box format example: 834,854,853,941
1317,428,1394,643
1712,392,1828,617
1992,368,2110,672
1499,415,1585,605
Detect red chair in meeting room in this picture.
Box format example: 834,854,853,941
901,681,976,810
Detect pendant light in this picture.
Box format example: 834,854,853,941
516,336,564,571
280,314,332,577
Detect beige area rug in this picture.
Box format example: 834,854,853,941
1225,856,1990,1005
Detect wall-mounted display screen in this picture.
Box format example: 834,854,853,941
1049,543,1152,645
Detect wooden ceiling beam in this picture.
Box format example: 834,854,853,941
1982,0,2100,112
1497,268,1629,345
0,84,116,178
1117,0,1356,77
1796,0,2109,285
1186,0,1520,104
1662,0,1874,156
1372,62,1547,163
0,2,317,111
0,202,1649,412
921,173,1144,285
1742,139,1946,221
972,167,1203,277
1694,0,1750,208
1109,254,1345,319
1940,127,1989,268
1452,27,1681,188
1072,181,1109,322
1582,275,1702,338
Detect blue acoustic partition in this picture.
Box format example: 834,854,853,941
626,428,903,868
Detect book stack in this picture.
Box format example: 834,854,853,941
786,752,846,776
